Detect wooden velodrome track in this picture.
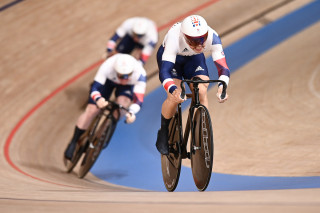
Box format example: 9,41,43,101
1,0,320,212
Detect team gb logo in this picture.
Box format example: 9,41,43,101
191,16,200,27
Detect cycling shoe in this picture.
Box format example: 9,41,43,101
64,142,76,160
156,128,169,155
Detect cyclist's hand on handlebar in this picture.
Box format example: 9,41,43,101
125,112,136,124
216,85,228,103
172,89,185,103
96,97,109,109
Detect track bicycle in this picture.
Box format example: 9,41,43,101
63,100,130,178
161,77,227,191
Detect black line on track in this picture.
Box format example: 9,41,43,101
0,0,24,12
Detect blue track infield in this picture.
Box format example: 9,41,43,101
90,1,320,191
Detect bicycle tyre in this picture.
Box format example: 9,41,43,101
161,113,182,192
78,117,115,178
190,105,214,191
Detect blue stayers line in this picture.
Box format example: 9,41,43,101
91,1,320,191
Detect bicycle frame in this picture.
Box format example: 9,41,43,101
88,100,129,146
178,78,227,158
160,77,227,191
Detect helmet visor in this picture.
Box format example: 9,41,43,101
117,73,132,80
184,32,208,47
133,32,145,38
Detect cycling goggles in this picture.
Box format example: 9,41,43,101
184,32,208,47
117,73,132,80
133,32,145,38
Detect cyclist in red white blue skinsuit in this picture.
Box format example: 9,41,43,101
105,17,158,65
64,53,147,160
156,15,230,155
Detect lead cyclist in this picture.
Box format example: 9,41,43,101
156,15,231,155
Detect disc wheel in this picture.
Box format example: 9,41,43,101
190,105,214,191
161,114,182,192
78,118,115,178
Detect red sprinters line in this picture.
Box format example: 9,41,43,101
4,59,104,188
4,0,219,187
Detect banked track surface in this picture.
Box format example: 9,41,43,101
1,0,320,212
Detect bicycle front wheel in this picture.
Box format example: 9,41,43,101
78,117,116,178
190,105,214,191
161,113,182,192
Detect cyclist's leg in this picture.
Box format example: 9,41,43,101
65,104,100,160
114,84,134,119
115,95,131,119
77,104,100,129
161,78,182,118
79,79,115,129
131,42,144,61
156,48,184,154
157,83,181,155
115,34,136,54
64,126,86,160
65,79,116,159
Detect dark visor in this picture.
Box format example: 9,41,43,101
184,32,208,47
117,73,131,80
133,32,145,38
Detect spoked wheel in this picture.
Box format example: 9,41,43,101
78,118,115,178
63,135,88,173
161,114,182,192
190,105,214,191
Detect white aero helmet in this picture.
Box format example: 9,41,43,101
132,18,148,36
114,54,136,79
181,15,208,46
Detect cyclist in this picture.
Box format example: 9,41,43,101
64,53,147,160
105,17,158,65
156,15,230,155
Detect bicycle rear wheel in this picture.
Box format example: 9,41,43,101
190,105,214,191
161,113,182,192
78,117,116,178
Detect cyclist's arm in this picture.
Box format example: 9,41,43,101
131,73,147,114
106,19,132,53
210,32,230,86
140,26,158,64
106,33,120,53
90,58,114,102
140,40,157,64
159,32,179,94
212,47,230,86
90,81,104,102
159,60,176,94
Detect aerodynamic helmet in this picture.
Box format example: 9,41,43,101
114,54,136,79
181,15,208,47
132,18,148,37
